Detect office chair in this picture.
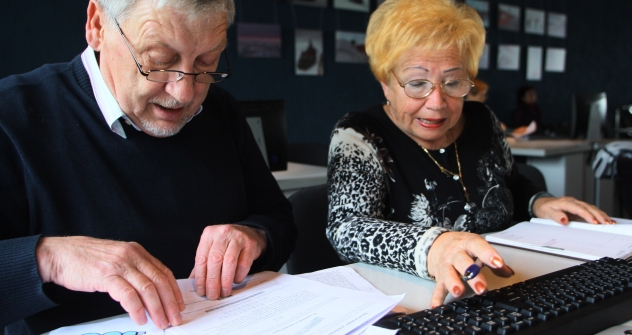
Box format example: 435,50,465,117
617,153,632,219
286,183,346,274
287,142,329,167
516,162,548,192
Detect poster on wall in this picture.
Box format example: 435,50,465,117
295,29,324,76
237,23,282,58
548,12,567,38
334,0,370,12
465,0,490,28
291,0,327,7
498,4,521,31
497,44,520,70
526,46,543,81
524,8,545,35
335,31,368,63
478,44,490,70
545,47,566,72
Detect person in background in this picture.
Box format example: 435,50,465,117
327,0,612,309
465,78,488,103
512,85,542,128
0,0,296,334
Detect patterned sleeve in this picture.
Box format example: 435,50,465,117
327,126,448,279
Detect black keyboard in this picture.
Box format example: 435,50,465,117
375,257,632,335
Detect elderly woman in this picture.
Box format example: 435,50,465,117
327,0,611,308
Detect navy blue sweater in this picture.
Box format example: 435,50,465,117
0,55,296,334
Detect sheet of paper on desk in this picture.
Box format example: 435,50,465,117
486,217,632,261
50,271,403,335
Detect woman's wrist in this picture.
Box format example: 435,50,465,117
528,191,555,218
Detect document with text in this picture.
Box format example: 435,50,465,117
50,270,403,335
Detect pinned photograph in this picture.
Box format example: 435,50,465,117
335,31,368,63
466,0,490,28
524,8,545,35
545,47,566,73
295,29,324,76
237,23,282,58
478,44,490,70
548,12,567,38
291,0,327,8
526,46,543,81
498,4,521,31
497,44,520,70
334,0,370,13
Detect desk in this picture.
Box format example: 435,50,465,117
272,162,327,197
508,139,593,201
348,244,632,334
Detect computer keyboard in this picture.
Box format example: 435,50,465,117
375,257,632,335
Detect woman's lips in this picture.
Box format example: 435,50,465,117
417,118,446,129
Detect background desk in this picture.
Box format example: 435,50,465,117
348,244,632,334
508,139,593,201
272,162,327,197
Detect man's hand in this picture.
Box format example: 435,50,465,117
36,236,185,329
191,224,267,299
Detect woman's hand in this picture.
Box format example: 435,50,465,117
426,232,514,308
533,196,613,225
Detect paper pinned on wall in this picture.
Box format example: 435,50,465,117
545,47,566,73
497,44,520,70
526,46,543,81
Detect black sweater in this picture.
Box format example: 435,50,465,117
0,55,295,334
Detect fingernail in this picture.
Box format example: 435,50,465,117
560,218,568,224
507,265,515,275
612,220,617,224
491,257,503,268
196,286,205,296
594,219,599,224
430,304,437,309
474,282,486,295
453,286,462,297
221,289,230,297
171,313,182,326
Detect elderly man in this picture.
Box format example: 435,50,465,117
0,0,296,334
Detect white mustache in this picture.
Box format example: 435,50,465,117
149,98,191,109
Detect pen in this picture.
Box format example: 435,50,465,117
542,245,565,250
462,258,484,281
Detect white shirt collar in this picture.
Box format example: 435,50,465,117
80,46,203,139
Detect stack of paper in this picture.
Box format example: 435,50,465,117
50,267,403,335
485,217,632,261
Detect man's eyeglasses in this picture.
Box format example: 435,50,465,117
114,19,231,84
391,72,474,99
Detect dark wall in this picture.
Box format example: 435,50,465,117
2,1,631,144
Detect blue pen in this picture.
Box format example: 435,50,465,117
462,258,484,281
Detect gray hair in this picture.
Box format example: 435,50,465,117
98,0,235,26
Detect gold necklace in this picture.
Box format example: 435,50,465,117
421,142,472,205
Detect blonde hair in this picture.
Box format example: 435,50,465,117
366,0,485,83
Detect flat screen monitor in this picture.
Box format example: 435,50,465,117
570,92,607,141
239,100,287,171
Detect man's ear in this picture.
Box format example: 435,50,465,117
86,0,106,51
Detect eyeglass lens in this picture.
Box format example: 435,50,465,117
145,71,227,84
405,80,473,98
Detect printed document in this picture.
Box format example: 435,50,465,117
50,271,403,335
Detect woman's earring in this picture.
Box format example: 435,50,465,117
386,100,391,105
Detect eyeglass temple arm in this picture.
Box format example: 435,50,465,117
114,19,148,76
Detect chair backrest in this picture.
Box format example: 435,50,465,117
286,183,346,274
516,162,547,192
616,154,632,218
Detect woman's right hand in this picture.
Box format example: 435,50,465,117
426,232,514,308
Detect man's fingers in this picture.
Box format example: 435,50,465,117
106,276,149,326
220,242,241,297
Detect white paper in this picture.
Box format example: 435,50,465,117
545,47,566,72
524,8,545,35
51,272,404,335
298,265,383,294
547,12,567,38
486,219,632,261
497,44,520,70
526,46,543,81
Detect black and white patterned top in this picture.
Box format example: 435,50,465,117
327,101,541,279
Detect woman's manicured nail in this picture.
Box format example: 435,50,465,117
474,282,486,294
560,217,568,224
453,286,462,296
491,257,503,268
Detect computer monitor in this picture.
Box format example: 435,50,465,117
239,100,287,171
570,92,607,141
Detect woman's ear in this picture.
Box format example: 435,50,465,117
85,0,106,51
380,79,392,103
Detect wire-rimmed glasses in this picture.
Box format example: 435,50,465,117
114,19,231,84
391,72,474,99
